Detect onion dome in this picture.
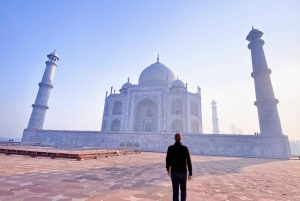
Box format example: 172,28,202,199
121,82,132,89
171,79,185,88
169,77,186,92
138,55,176,85
119,78,132,94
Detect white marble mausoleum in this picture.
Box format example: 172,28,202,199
101,56,203,134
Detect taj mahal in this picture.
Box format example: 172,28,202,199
102,55,203,134
21,28,291,159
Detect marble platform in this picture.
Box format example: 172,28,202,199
21,130,291,159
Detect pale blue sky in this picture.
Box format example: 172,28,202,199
0,0,299,140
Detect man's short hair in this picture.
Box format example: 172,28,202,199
175,133,181,142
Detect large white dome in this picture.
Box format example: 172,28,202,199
138,60,176,85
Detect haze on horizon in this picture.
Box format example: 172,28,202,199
0,1,299,140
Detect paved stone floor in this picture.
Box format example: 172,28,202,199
0,152,299,201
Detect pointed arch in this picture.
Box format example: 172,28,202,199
120,141,125,147
171,119,183,133
113,101,123,115
127,141,132,147
110,119,120,131
134,142,139,147
133,98,158,132
191,121,199,133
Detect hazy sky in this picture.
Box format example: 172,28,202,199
0,1,299,140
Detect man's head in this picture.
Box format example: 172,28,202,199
174,133,182,142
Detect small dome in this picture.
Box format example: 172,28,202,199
246,27,263,41
47,50,59,60
171,79,185,87
121,82,132,89
211,100,217,105
138,60,176,85
249,28,259,34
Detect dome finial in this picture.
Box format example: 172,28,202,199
252,25,254,30
157,54,159,62
127,77,130,83
177,76,178,80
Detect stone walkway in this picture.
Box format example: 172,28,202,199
0,152,299,201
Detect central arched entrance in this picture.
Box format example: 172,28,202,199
133,98,158,132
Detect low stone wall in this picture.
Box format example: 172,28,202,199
21,129,291,159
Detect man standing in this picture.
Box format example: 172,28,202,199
166,133,192,201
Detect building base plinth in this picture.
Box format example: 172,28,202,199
21,129,291,159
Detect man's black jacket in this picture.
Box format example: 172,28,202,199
166,141,192,176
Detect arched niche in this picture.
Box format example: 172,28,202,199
171,100,183,114
190,102,198,116
191,121,199,133
133,98,158,132
112,101,123,115
171,119,183,133
110,119,120,131
120,141,125,147
134,142,139,147
127,141,132,147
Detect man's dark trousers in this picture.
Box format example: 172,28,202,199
171,172,187,201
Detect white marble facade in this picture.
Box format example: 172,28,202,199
101,56,203,134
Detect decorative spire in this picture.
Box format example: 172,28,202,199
157,54,159,62
177,76,178,80
127,77,130,83
252,25,254,30
197,86,201,94
110,86,113,95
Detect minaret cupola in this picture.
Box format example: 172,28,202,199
47,50,59,62
246,26,263,42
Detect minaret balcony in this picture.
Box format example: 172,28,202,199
251,69,272,78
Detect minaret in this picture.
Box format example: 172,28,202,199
211,100,220,134
246,27,283,135
27,51,59,129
